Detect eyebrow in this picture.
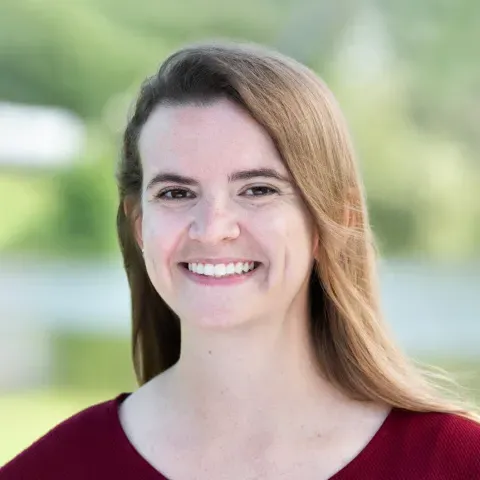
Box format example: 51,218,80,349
146,168,290,190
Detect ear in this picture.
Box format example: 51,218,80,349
123,197,143,251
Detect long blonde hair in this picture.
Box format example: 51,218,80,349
116,41,479,421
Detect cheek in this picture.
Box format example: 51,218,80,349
281,205,315,269
142,209,186,267
250,203,313,267
247,206,289,251
258,202,314,249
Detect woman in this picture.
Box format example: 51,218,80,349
1,41,479,479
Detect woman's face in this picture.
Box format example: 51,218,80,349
137,99,316,328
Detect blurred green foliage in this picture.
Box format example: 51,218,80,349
53,331,136,391
0,0,479,260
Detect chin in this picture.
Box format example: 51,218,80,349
180,308,254,331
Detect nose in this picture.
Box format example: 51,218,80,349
188,198,240,244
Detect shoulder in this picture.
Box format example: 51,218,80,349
0,394,128,478
394,408,480,444
391,408,480,476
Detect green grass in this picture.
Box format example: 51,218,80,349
1,332,137,465
0,388,118,465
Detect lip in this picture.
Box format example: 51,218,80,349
181,258,259,265
178,262,261,286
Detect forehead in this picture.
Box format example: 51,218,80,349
138,99,287,178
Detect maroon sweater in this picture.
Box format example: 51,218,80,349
1,393,480,479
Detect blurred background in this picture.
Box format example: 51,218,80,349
1,0,479,464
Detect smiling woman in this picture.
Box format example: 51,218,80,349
132,98,316,332
2,41,480,480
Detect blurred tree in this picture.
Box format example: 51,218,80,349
0,0,290,118
1,128,118,258
274,0,360,69
329,8,480,260
0,0,154,118
379,0,480,155
0,0,478,259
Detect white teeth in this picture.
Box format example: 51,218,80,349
187,261,257,277
214,264,226,277
204,264,215,276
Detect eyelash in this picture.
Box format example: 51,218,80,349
156,185,279,201
156,188,195,200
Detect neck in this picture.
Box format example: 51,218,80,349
153,307,353,441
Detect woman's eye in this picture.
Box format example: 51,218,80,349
157,188,195,200
242,186,278,197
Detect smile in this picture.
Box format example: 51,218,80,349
183,261,260,278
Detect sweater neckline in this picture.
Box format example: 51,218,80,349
109,392,399,479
